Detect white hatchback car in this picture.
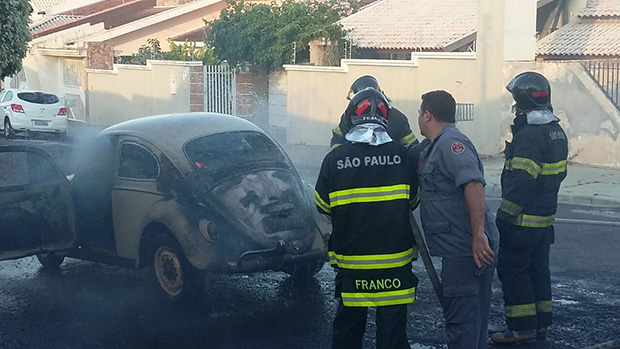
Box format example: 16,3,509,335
0,89,68,138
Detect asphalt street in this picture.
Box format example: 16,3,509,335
0,137,618,348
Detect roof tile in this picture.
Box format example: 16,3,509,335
578,0,620,18
537,19,620,56
30,15,81,34
30,0,72,12
339,0,477,50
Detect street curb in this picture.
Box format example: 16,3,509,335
485,184,620,207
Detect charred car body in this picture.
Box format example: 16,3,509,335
0,113,328,301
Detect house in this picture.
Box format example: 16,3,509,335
339,0,588,60
5,0,266,120
537,0,620,59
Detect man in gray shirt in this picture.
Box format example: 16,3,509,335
415,90,499,348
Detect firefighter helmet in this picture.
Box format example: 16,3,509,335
345,87,389,127
506,71,552,112
346,75,381,100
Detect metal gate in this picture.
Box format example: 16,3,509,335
204,64,236,115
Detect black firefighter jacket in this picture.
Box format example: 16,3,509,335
497,113,569,229
315,141,419,307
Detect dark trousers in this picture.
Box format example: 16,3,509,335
496,219,554,331
440,255,496,349
332,299,410,349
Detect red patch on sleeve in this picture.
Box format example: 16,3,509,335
451,142,465,155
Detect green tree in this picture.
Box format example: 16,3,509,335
0,0,32,79
207,0,348,72
118,38,218,65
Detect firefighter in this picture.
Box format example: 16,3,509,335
330,75,418,149
315,88,419,349
491,72,569,344
416,90,498,348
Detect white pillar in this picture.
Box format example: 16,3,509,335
504,0,537,62
471,0,506,155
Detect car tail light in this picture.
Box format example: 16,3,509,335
11,104,24,113
58,108,67,116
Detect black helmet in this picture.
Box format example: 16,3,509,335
346,75,381,100
506,71,552,113
345,87,389,127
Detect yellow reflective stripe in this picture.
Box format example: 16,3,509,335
507,157,541,179
400,132,418,145
536,301,553,313
333,126,343,136
516,214,556,228
328,251,337,266
505,303,537,318
541,160,567,175
499,199,522,217
342,287,416,307
332,248,416,270
329,184,410,208
315,190,331,214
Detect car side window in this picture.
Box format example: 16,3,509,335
0,151,57,187
2,91,13,103
118,142,160,181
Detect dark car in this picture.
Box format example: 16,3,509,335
0,113,328,302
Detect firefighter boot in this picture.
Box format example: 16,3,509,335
490,329,537,345
537,327,548,338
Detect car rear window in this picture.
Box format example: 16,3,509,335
17,92,60,105
184,131,285,172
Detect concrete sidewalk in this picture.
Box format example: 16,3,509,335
280,143,620,207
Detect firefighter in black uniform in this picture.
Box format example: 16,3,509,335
330,75,418,149
491,72,569,344
316,88,419,349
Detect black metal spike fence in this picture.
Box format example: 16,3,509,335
582,60,620,112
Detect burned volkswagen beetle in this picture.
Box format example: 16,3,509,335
0,113,328,302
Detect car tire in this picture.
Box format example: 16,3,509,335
36,253,65,269
4,119,14,138
149,233,204,303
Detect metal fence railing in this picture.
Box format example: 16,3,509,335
582,60,620,111
204,64,236,115
456,103,475,122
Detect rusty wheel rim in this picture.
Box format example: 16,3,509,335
154,246,184,297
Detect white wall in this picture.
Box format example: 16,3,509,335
86,60,198,126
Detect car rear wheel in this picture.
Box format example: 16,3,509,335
4,119,14,138
150,233,204,303
36,253,65,269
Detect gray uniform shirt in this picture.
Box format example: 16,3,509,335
417,124,499,257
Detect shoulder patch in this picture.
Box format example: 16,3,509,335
451,141,465,155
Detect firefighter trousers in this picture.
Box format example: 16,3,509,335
332,299,410,349
496,219,554,331
440,255,496,349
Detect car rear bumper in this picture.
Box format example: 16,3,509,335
10,114,68,133
223,243,328,273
